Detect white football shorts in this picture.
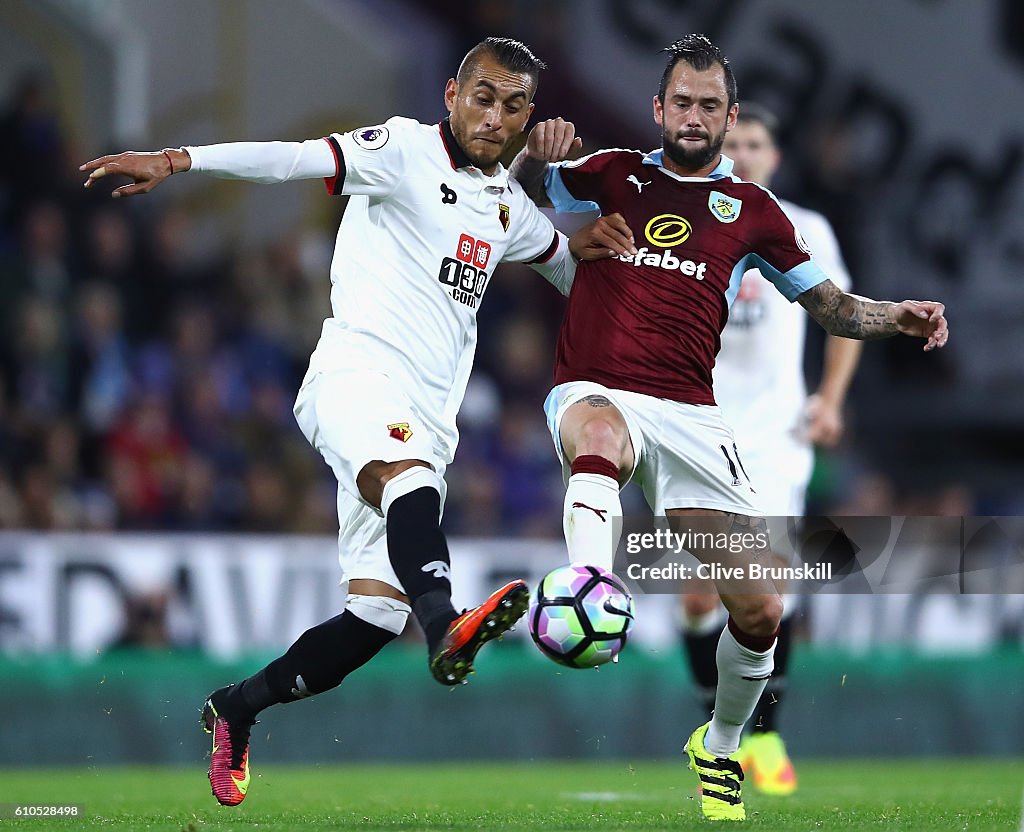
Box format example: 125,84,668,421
293,369,448,591
544,380,763,517
727,429,814,517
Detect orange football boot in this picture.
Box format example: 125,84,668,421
429,580,529,685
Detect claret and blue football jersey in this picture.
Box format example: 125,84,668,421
546,149,828,405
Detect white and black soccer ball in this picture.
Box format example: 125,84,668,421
528,563,634,668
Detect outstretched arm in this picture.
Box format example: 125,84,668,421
796,280,948,351
80,139,336,198
510,117,581,208
80,148,191,198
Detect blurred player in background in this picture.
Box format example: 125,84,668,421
81,37,590,808
515,34,947,821
679,103,862,797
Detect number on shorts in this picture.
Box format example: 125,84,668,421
719,444,742,487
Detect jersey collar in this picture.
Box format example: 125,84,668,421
641,149,735,181
438,117,511,190
439,117,476,170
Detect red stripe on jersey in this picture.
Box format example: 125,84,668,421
323,135,344,195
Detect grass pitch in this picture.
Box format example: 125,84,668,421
1,760,1020,831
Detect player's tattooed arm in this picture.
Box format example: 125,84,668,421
797,280,897,339
581,395,613,408
510,150,551,207
796,280,949,351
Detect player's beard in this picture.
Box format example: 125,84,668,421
450,117,505,171
662,126,726,172
464,142,503,171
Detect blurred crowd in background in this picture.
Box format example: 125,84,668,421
0,1,1007,538
0,67,584,536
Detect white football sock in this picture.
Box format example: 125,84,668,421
563,472,621,572
705,625,776,757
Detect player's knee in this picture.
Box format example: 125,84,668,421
732,595,783,638
573,417,628,465
763,594,784,633
345,593,411,636
378,463,442,517
357,459,436,510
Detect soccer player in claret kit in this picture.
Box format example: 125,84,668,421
513,34,948,821
679,103,863,797
81,38,596,807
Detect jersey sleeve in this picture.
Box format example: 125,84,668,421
545,149,623,214
752,191,828,302
527,231,575,296
502,196,561,264
184,139,336,183
325,116,413,198
499,196,573,293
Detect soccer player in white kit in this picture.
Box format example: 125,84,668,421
81,38,587,807
679,103,863,796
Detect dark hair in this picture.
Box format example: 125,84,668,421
736,102,780,144
457,37,547,98
658,34,738,107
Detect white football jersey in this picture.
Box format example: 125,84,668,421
713,199,852,444
185,117,566,463
306,117,563,461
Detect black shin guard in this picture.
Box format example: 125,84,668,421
227,610,396,719
385,486,457,653
750,615,793,733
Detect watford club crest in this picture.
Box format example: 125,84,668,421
498,203,510,233
387,422,413,442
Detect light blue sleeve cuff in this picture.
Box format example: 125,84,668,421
545,165,600,214
753,256,829,302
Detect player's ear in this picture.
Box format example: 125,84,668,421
726,102,739,132
444,78,458,113
522,101,536,130
652,94,664,127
